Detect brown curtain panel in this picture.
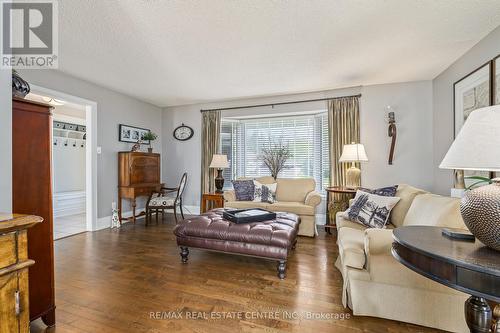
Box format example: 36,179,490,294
200,110,221,198
327,96,360,219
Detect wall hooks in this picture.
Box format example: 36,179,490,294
387,106,397,165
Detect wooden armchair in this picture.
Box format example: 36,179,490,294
145,172,187,225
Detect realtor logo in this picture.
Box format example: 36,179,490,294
1,0,58,68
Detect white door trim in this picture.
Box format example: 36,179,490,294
30,84,98,232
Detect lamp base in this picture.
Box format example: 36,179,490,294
460,179,500,251
345,163,361,189
214,169,224,193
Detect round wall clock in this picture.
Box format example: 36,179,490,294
173,123,194,141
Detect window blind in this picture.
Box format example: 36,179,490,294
220,113,329,192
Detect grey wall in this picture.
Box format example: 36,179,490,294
18,69,163,218
361,81,434,190
0,69,12,212
432,25,500,195
163,81,434,208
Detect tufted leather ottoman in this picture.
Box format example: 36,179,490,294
173,208,300,279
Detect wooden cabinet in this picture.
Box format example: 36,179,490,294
118,152,162,224
12,98,56,326
0,214,42,333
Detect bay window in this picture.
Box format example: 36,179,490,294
220,113,329,193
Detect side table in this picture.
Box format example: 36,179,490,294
201,192,224,213
325,186,357,234
392,226,500,333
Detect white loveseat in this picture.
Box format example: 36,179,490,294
335,184,469,333
223,176,321,237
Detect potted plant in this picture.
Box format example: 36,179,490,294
259,140,292,180
142,131,158,153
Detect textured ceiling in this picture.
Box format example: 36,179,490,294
57,0,500,107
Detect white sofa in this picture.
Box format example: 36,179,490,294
335,184,469,333
223,176,321,237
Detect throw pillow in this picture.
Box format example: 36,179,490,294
359,185,398,197
344,191,400,228
232,180,255,201
253,180,277,204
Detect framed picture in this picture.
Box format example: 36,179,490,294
454,62,491,137
119,124,151,144
454,62,492,184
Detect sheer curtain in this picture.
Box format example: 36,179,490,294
200,110,221,197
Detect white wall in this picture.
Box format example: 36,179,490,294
433,25,500,195
0,69,12,212
163,81,434,208
53,143,86,192
18,69,163,218
52,113,86,194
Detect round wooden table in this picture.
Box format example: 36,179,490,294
324,186,357,234
392,226,500,333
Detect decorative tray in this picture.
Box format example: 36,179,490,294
223,208,276,224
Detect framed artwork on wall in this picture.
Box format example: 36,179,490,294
453,62,492,185
453,62,491,137
119,124,151,144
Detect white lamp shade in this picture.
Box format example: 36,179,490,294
209,154,229,169
339,143,368,162
440,105,500,172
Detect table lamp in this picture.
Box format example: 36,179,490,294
440,104,500,251
339,143,368,189
210,154,229,193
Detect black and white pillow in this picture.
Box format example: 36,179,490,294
344,191,400,228
359,185,398,197
253,180,277,204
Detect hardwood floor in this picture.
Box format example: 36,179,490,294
30,215,443,333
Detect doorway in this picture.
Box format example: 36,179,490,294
25,86,98,238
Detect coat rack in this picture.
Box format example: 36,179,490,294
387,107,397,165
53,120,86,148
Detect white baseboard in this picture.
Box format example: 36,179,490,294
95,207,324,230
96,208,146,231
95,205,200,231
53,191,86,218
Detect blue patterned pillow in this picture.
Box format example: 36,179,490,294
232,180,255,201
359,185,398,197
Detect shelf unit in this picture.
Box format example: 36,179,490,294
53,121,86,147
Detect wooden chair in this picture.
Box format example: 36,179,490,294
145,172,187,225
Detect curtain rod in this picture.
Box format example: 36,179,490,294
199,94,361,113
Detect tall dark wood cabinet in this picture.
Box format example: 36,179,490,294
12,98,56,327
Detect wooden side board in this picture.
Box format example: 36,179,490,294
0,214,42,333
